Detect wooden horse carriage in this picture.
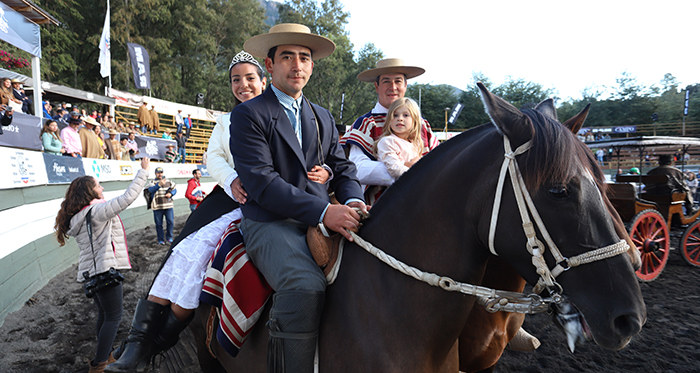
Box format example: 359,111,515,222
587,136,700,281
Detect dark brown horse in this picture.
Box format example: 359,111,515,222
192,84,646,372
456,99,641,373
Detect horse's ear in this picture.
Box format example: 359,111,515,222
477,82,534,147
562,104,591,135
535,99,558,121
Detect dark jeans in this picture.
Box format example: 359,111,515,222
153,208,174,242
93,282,123,363
178,148,186,164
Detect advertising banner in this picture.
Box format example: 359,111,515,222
82,158,139,182
131,134,176,161
0,147,48,188
43,153,85,184
0,112,42,151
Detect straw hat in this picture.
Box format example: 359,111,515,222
357,58,425,83
83,116,99,126
108,129,118,135
166,143,175,148
244,23,335,60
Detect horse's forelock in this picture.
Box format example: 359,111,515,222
519,109,599,192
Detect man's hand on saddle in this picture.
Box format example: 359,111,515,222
231,177,248,204
308,165,330,184
323,201,370,242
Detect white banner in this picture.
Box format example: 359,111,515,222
0,147,49,188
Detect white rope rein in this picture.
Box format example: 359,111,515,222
342,134,629,313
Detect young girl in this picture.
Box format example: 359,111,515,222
54,158,150,373
375,97,424,181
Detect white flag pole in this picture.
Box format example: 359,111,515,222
98,0,111,90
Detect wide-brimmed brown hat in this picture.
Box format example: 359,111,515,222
166,143,175,148
108,129,118,135
244,23,335,60
357,58,425,83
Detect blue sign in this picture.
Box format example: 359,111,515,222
43,153,85,184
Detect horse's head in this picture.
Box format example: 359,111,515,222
478,83,646,351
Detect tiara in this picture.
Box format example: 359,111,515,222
228,51,263,72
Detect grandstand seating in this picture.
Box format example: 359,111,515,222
115,105,213,164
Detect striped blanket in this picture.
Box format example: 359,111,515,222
199,220,273,357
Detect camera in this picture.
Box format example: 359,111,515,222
82,268,124,298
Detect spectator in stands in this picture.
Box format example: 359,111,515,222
137,101,152,134
176,131,187,164
175,109,184,134
164,144,176,163
161,129,172,140
185,169,205,212
41,120,65,155
0,102,12,134
42,101,52,119
62,108,73,123
0,78,18,109
149,105,160,135
183,114,192,138
115,121,126,132
108,130,121,160
686,171,698,202
103,114,116,130
61,117,83,157
127,122,137,133
125,132,140,161
89,110,98,119
94,124,109,159
53,108,65,121
80,116,106,159
11,79,31,114
147,167,177,245
119,137,130,161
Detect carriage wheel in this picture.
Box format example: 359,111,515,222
629,209,670,281
680,220,700,267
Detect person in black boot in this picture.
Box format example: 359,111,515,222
267,291,325,372
104,299,167,372
232,24,367,372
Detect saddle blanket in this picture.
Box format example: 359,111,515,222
200,220,273,357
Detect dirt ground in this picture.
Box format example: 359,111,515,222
1,217,698,373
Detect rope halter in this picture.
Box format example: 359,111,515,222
488,135,629,295
344,133,629,314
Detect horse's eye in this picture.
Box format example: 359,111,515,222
548,185,569,199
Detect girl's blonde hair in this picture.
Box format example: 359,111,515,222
376,97,423,155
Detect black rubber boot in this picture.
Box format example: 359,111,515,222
266,291,325,373
152,309,194,354
104,299,167,373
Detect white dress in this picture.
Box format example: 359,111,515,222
149,113,242,309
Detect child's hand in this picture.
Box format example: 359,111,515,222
308,165,330,184
404,156,421,168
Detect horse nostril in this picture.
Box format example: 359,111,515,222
613,313,644,338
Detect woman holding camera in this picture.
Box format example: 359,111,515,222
54,157,150,373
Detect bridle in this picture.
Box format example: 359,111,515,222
345,133,629,314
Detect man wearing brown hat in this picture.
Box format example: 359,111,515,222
230,23,366,372
340,58,439,203
137,101,152,134
149,104,160,134
80,116,106,159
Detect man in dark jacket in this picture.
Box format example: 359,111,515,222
646,154,696,214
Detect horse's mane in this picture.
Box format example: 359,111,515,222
518,109,606,192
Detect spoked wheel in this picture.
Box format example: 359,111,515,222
629,209,670,281
680,220,700,267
